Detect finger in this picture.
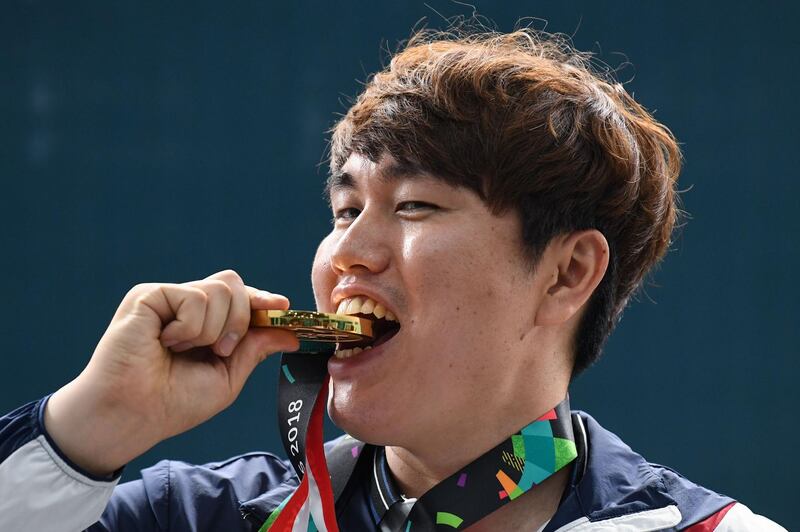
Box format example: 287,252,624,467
153,286,208,347
184,280,233,349
199,271,254,357
212,279,251,357
246,286,291,311
226,328,300,395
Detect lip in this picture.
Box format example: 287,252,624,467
331,283,399,320
327,329,400,380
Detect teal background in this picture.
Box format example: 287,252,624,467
2,1,797,528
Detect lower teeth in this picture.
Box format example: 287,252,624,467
334,345,372,359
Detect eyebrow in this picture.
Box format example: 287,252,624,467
324,160,426,201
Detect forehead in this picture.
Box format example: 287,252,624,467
325,153,435,199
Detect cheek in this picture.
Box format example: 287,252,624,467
405,225,525,348
405,228,491,297
403,233,488,338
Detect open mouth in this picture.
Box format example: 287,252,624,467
334,296,401,358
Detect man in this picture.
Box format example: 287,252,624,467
0,28,785,531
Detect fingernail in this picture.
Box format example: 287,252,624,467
218,332,240,356
171,341,194,352
162,338,179,347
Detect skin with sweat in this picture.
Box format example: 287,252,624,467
312,153,609,530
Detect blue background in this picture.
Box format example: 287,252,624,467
2,1,797,528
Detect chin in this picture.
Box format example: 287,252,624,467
326,383,401,446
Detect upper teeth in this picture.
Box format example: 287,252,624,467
336,296,397,322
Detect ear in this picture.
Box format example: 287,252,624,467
534,230,610,326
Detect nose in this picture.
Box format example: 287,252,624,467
329,208,391,275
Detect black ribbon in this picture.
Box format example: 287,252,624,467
275,342,334,480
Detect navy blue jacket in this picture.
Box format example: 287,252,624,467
0,396,784,531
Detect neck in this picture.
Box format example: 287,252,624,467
385,376,568,498
383,335,573,528
386,384,572,532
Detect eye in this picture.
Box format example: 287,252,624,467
396,201,437,213
332,207,361,224
331,201,438,225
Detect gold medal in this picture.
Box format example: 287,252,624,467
250,309,374,344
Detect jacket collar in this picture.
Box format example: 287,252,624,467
544,411,681,530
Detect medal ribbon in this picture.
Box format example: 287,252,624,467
264,345,577,531
262,346,339,532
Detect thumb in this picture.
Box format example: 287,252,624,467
226,328,300,393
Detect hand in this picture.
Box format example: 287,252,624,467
44,270,300,476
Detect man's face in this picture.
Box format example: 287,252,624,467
311,153,545,446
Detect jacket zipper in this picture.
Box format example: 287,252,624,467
240,505,267,530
